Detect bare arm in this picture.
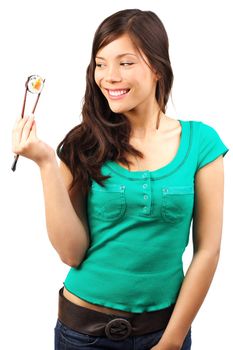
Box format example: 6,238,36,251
40,159,90,267
151,155,225,350
12,114,90,267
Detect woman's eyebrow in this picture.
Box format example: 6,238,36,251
95,53,137,60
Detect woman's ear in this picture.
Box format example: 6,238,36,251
152,68,161,82
154,70,161,81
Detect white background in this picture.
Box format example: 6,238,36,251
0,0,232,349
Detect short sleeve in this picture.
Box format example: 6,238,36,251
196,122,229,171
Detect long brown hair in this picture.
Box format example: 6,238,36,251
57,9,174,195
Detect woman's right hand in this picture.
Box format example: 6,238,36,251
12,114,56,168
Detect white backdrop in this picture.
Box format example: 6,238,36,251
0,0,232,349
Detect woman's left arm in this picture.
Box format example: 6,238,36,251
151,155,225,350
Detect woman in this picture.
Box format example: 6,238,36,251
12,9,229,350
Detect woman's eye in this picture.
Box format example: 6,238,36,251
96,63,104,68
120,62,134,66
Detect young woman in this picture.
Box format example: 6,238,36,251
12,9,229,350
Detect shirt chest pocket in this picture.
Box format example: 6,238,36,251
89,183,126,221
161,185,194,223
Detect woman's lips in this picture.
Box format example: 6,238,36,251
106,88,130,100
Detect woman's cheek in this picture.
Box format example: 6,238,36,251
94,70,102,87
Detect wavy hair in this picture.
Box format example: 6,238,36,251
57,9,174,195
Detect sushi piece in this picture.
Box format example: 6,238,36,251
26,75,44,94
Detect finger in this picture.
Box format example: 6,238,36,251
20,115,35,143
13,114,31,135
13,114,27,132
12,113,35,153
14,114,23,126
12,115,30,151
28,120,37,140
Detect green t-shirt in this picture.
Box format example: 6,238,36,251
64,119,229,312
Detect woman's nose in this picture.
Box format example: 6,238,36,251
104,65,122,83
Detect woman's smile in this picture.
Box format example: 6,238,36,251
106,88,131,99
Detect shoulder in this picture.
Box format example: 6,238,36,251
188,119,229,171
180,118,216,130
164,116,228,146
163,115,204,131
195,120,220,138
177,118,221,139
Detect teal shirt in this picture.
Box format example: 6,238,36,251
64,120,229,312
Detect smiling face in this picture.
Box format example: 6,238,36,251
94,34,158,115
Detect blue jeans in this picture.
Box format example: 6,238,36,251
54,319,192,350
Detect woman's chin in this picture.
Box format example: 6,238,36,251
108,103,133,115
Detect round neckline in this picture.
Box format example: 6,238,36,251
105,119,190,179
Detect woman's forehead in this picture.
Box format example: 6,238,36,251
97,35,136,54
96,34,146,62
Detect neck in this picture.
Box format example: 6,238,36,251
124,101,163,139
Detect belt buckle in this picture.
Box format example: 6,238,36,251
105,318,132,341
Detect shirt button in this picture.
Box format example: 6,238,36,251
142,183,148,189
142,172,148,178
162,188,168,193
120,185,125,190
144,195,148,200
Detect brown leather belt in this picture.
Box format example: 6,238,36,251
58,287,175,341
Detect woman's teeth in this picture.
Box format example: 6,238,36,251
108,89,129,96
